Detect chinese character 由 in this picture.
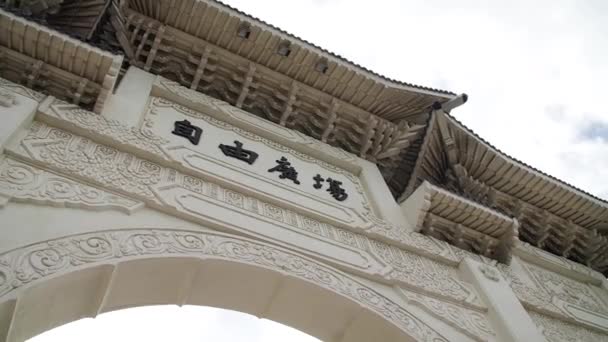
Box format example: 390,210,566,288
219,140,259,165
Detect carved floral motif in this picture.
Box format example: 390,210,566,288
0,228,449,342
0,157,142,213
0,77,46,102
530,311,608,342
479,264,500,282
498,263,564,316
525,262,608,315
399,288,495,342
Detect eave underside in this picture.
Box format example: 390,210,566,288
399,110,608,274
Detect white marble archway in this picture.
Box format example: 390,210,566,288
0,228,434,342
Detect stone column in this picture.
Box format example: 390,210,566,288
460,258,546,342
101,66,156,127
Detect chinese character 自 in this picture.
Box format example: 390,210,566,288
172,119,202,145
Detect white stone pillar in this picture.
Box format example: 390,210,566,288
460,258,546,342
357,159,412,230
101,66,156,127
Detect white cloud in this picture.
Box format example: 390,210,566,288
30,0,608,340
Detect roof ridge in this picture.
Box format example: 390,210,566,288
446,112,608,207
211,0,456,97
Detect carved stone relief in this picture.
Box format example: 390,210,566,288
0,228,450,342
0,78,46,103
0,156,142,214
39,96,400,241
36,96,479,268
500,259,608,334
479,264,501,282
516,241,604,282
144,96,372,219
498,262,564,316
525,262,608,316
6,121,485,309
530,311,608,342
398,287,495,342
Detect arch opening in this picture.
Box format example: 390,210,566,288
0,229,424,342
28,305,321,342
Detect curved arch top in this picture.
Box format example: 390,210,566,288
0,228,444,342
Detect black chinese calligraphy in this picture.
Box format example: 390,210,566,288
172,120,202,145
312,175,348,201
326,178,348,201
268,156,300,184
313,174,324,189
219,140,259,165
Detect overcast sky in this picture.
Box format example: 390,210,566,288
31,0,608,341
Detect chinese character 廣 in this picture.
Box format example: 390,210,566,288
268,156,300,184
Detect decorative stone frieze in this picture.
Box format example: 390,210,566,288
0,156,142,214
499,255,608,335
6,120,486,309
35,94,479,267
530,311,608,342
0,228,450,342
397,287,495,342
0,78,45,103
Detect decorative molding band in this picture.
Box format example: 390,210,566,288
0,156,143,214
0,228,449,342
0,78,46,103
398,287,495,342
515,241,605,285
500,261,608,334
530,311,608,342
